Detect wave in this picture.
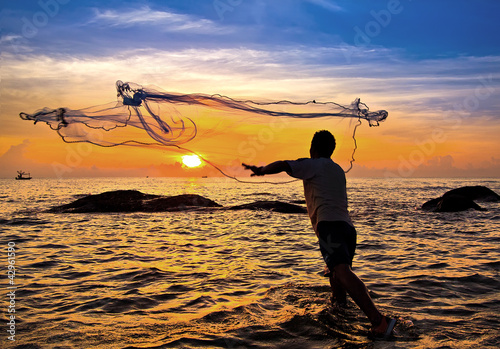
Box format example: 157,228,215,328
0,217,51,226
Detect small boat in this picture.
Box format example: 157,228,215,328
15,171,32,180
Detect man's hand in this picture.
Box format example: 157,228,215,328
242,163,264,176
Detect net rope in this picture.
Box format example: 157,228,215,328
20,81,388,183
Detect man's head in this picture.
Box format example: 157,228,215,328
310,130,336,158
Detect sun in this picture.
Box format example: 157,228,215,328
181,154,203,168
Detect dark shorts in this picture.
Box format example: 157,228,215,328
317,221,357,270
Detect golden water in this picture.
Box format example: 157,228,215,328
1,177,499,348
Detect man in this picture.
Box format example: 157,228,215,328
243,130,396,339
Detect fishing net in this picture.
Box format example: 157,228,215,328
20,81,388,181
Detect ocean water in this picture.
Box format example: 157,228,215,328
0,177,499,349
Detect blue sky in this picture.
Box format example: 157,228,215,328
3,0,500,57
1,0,499,177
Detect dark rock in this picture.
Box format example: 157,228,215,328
144,194,222,212
421,185,498,212
47,190,221,213
442,186,500,202
46,190,307,214
435,195,486,212
229,200,307,214
421,197,442,211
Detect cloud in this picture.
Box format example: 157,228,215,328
2,46,499,122
350,155,500,178
0,34,23,44
0,139,31,163
0,140,48,178
304,0,344,13
90,6,224,34
395,155,500,178
3,47,499,176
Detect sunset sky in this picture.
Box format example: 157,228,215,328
1,0,499,178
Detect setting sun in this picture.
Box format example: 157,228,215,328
181,154,203,168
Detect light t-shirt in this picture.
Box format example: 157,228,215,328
285,157,353,232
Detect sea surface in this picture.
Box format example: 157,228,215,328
0,177,499,349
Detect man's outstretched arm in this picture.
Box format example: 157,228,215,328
242,161,291,176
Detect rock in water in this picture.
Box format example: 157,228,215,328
144,194,222,212
47,190,308,214
47,190,222,213
434,195,486,212
229,201,307,213
442,186,500,202
421,185,498,212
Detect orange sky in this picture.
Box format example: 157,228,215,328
2,2,500,179
1,100,499,179
1,51,499,179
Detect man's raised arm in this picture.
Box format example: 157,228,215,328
242,161,291,176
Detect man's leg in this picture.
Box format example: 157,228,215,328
329,272,347,306
333,263,382,327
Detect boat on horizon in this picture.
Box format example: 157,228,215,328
15,171,32,180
